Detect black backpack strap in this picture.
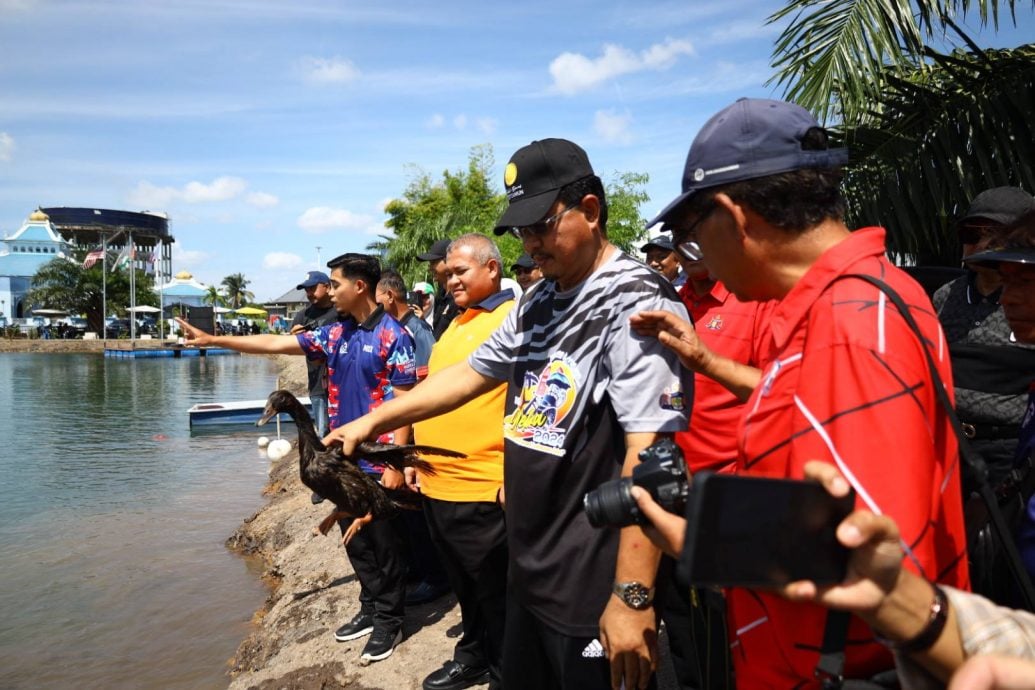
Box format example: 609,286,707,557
816,609,850,688
841,273,1035,611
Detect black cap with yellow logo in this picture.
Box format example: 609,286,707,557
493,138,594,236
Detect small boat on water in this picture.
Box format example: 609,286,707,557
188,396,313,429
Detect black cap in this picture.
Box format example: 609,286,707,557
960,187,1035,226
640,236,674,253
493,138,594,235
417,238,451,262
964,246,1035,267
510,253,537,271
650,98,847,228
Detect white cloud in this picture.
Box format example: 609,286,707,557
127,176,248,208
594,110,633,144
171,246,210,268
426,113,445,129
300,56,360,84
476,117,498,136
182,176,247,203
263,252,304,270
247,191,279,208
453,114,468,130
297,206,374,233
549,38,694,95
0,132,15,162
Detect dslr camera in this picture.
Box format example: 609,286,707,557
583,438,689,528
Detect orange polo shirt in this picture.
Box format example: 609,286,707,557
413,291,514,502
676,280,775,474
728,227,969,688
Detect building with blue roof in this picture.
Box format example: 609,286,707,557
0,209,73,320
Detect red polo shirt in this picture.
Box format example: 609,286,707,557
676,280,775,473
729,227,970,688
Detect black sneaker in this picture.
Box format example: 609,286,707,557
361,627,402,662
422,660,491,689
334,612,374,642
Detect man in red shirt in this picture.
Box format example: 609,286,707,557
642,98,970,687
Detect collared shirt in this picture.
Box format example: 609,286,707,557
414,287,515,502
676,280,775,473
729,227,969,688
399,310,435,379
296,305,417,473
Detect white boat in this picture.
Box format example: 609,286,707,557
188,396,312,429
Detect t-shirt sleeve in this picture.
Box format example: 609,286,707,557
469,300,517,381
387,328,418,387
296,327,329,362
606,291,694,433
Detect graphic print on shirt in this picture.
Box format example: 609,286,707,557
705,314,724,331
503,354,579,456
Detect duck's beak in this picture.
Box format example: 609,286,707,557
256,406,276,426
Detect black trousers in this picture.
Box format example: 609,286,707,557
502,594,659,690
340,511,406,632
424,497,508,682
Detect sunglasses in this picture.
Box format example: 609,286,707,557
670,204,716,261
509,203,579,241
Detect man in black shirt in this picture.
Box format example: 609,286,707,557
289,270,339,437
417,238,462,340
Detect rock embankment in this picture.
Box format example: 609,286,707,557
225,355,463,690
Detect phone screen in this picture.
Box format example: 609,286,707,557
679,472,855,588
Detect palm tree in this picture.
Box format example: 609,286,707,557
768,0,1034,263
221,273,254,309
203,285,227,308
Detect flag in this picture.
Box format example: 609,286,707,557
144,252,156,276
82,248,104,269
110,244,134,273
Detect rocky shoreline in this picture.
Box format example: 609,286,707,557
224,356,463,690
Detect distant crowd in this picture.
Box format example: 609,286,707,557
175,97,1035,690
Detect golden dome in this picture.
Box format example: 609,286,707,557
29,209,49,222
174,270,193,280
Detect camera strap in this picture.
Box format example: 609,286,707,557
815,273,1035,687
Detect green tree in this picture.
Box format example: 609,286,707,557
371,145,653,285
221,273,254,309
768,0,1034,262
603,171,652,253
203,285,227,307
27,255,158,333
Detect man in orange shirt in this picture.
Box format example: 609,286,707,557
412,233,514,690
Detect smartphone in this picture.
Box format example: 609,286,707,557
679,472,855,588
407,291,424,307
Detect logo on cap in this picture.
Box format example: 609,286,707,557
505,162,518,187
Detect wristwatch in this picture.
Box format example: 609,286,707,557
612,581,655,610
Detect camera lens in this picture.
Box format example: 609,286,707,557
584,478,638,528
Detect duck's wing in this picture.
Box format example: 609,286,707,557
355,441,467,475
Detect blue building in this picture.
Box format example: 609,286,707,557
0,209,73,321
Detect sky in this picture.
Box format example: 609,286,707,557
1,0,1032,301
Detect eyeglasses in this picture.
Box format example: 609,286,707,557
671,204,716,261
958,223,1000,245
509,203,579,241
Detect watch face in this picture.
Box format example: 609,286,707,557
618,582,652,609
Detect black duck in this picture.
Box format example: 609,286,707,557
257,389,465,535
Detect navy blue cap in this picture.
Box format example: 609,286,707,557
649,98,848,227
296,270,330,289
510,253,537,271
640,236,674,253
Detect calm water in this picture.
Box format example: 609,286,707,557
0,353,284,689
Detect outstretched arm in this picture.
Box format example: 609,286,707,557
630,310,760,401
175,317,304,355
323,359,500,455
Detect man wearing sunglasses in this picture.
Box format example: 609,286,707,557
325,138,692,690
932,187,1035,487
640,97,969,688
